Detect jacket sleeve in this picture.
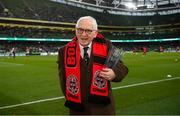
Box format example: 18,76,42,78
111,60,128,82
57,46,66,95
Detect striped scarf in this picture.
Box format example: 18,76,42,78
64,33,110,111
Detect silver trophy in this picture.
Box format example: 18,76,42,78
105,45,124,68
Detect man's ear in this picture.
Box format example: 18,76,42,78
94,30,98,38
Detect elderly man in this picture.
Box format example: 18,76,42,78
57,16,128,115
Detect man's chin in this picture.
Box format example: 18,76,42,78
80,42,89,47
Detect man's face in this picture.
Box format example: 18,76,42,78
76,19,97,47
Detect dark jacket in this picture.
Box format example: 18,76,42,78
57,38,128,115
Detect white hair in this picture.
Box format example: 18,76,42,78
75,16,98,30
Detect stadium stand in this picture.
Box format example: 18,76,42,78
0,0,179,55
0,0,180,26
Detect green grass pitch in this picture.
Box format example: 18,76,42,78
0,52,180,115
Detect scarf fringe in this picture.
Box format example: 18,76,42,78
65,100,84,111
88,95,111,105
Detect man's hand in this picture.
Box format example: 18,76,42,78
99,68,116,81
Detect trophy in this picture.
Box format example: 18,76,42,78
105,45,124,68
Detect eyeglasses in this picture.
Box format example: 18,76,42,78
76,28,95,35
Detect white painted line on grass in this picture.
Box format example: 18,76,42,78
0,76,180,110
0,62,24,66
0,96,65,110
112,76,180,90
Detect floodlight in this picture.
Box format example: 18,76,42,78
125,2,137,10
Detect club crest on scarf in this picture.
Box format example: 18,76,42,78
67,75,79,94
93,70,107,89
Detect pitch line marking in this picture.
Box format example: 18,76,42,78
0,96,65,110
0,62,24,66
112,76,180,90
0,76,180,110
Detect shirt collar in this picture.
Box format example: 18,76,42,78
79,42,92,50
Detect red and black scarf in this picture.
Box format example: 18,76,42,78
64,33,110,111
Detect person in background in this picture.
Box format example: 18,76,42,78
9,47,16,58
159,46,164,53
57,16,128,115
142,46,147,55
26,46,30,56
